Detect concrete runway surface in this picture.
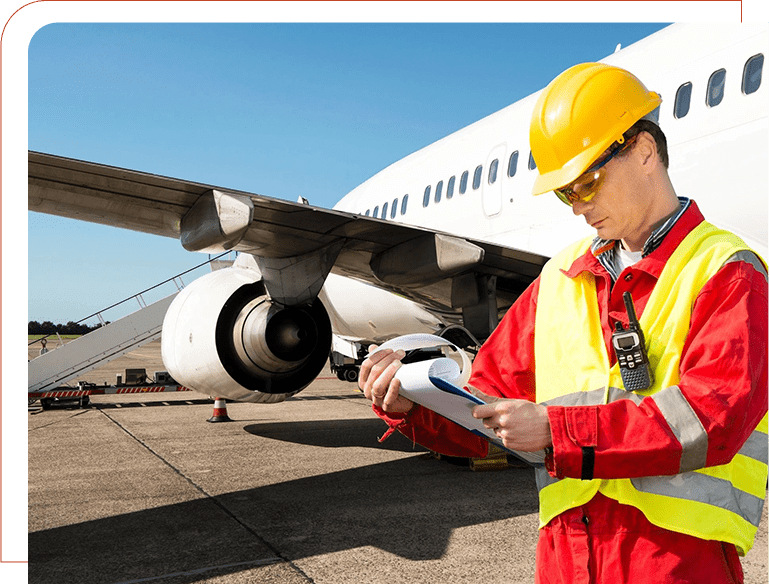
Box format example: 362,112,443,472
28,339,767,583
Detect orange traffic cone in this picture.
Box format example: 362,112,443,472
207,397,232,423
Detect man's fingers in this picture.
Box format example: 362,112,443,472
359,348,406,404
381,377,402,410
472,403,497,420
359,348,397,393
370,357,403,400
482,418,498,430
358,346,386,387
468,385,503,404
370,351,403,387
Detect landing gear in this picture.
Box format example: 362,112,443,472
334,366,358,383
330,349,362,384
344,368,359,383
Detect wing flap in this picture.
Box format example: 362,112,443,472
29,151,549,316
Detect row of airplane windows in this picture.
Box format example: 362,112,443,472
364,52,764,220
674,52,764,118
363,148,537,220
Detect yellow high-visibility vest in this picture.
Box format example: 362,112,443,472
534,221,768,555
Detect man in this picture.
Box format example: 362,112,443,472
359,62,768,583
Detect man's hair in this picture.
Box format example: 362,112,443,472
619,117,669,169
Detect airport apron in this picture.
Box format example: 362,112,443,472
534,221,768,556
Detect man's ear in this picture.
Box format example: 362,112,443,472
635,131,659,173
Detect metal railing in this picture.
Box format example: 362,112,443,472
29,251,235,348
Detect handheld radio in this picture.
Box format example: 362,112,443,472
612,292,654,391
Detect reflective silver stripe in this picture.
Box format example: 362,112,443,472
544,387,763,471
738,430,769,465
534,431,767,492
631,472,766,528
725,250,768,282
535,466,559,491
536,387,642,493
606,386,645,405
542,386,644,407
651,385,708,473
543,387,607,407
538,467,766,528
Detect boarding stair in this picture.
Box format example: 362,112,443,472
28,253,235,394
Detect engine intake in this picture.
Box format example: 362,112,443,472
162,266,331,403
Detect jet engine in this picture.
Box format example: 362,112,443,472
161,266,331,403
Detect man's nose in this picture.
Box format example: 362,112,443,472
572,199,589,216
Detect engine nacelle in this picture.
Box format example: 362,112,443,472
161,266,331,403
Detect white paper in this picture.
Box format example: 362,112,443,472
369,334,545,466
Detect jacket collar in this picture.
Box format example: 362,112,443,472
562,198,705,281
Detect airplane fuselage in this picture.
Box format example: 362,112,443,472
334,24,768,260
320,24,767,348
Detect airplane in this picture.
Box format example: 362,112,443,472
28,23,768,406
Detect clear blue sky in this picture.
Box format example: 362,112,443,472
28,22,670,324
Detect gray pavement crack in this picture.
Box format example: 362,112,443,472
27,408,91,429
96,407,317,583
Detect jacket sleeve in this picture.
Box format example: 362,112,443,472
372,278,541,458
548,258,769,480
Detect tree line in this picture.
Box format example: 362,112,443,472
28,320,110,336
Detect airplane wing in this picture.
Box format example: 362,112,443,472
29,150,547,320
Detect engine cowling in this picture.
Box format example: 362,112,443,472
161,266,331,403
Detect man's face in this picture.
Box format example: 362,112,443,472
570,137,654,246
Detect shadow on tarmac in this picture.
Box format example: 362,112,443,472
29,419,539,584
243,417,428,451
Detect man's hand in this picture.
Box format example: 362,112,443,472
358,346,415,414
472,398,552,452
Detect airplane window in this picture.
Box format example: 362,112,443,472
401,195,408,215
365,209,370,216
707,69,726,107
382,202,389,220
391,198,398,219
508,151,519,177
460,171,469,194
489,159,499,184
743,54,764,95
473,165,483,190
373,206,379,218
435,180,443,203
674,82,692,118
528,152,537,170
447,176,455,199
423,185,431,207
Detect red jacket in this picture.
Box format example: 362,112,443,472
375,201,768,482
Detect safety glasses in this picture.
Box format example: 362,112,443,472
553,135,637,206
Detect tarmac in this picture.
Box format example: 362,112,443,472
28,340,768,584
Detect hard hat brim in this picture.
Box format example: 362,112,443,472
529,63,662,196
531,141,610,197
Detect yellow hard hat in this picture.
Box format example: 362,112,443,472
529,62,661,196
